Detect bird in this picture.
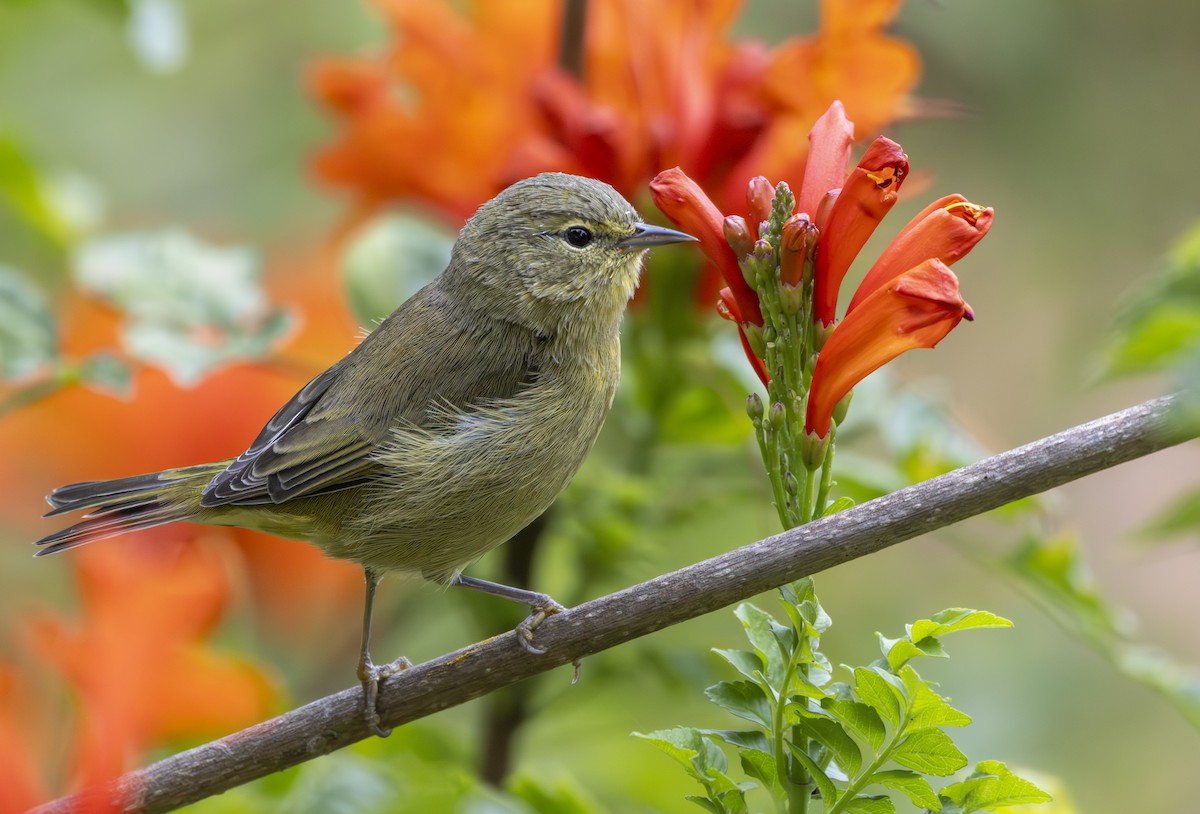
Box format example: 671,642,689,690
34,172,695,736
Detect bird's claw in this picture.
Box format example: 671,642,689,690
514,597,582,680
358,655,413,738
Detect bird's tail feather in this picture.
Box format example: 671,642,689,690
35,463,228,556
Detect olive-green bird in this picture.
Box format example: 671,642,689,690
35,172,694,736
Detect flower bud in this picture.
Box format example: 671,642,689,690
723,215,754,259
768,401,786,431
779,282,803,315
746,392,764,422
742,322,766,358
780,214,817,286
746,176,774,237
802,429,830,469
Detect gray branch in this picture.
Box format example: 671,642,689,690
30,395,1194,814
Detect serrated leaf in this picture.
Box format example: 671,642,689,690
787,742,839,808
939,760,1052,812
909,610,1012,643
705,680,773,729
74,230,292,384
870,769,941,810
905,675,972,731
737,747,780,793
891,729,968,776
843,796,896,814
853,667,903,728
735,603,787,687
712,648,765,683
633,727,707,782
702,729,772,753
824,698,886,751
880,634,945,671
792,712,862,776
684,795,725,814
0,266,57,380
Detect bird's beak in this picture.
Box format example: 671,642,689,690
619,222,697,250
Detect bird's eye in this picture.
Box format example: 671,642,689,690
563,226,594,248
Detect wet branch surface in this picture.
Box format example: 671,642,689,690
30,395,1193,814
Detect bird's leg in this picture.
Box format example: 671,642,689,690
450,574,581,681
356,567,411,737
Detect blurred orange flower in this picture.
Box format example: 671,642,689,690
309,0,920,223
1,536,277,811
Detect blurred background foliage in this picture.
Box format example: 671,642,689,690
1,0,1199,812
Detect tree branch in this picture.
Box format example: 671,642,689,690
31,395,1193,814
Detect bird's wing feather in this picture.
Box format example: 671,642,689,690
200,285,543,508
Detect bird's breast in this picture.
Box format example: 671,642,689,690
339,342,620,577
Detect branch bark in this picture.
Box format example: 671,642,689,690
31,395,1194,814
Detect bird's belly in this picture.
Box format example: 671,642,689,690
335,387,610,579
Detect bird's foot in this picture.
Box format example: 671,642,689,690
357,655,413,737
515,595,582,683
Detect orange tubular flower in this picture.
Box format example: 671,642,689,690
310,0,920,225
812,136,910,326
848,194,994,312
651,167,763,326
796,100,854,219
805,259,973,439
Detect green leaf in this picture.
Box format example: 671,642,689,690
1100,222,1200,379
879,634,945,671
905,673,972,731
77,351,133,397
787,742,839,808
342,211,454,327
822,496,856,516
633,727,710,783
792,712,863,777
0,265,57,380
73,230,292,385
853,667,903,728
735,603,787,687
890,729,968,776
737,747,780,794
869,769,941,811
0,136,74,245
909,610,1012,643
684,795,726,814
842,796,896,814
705,681,773,729
703,729,772,753
1137,487,1200,539
939,760,1052,812
823,698,886,751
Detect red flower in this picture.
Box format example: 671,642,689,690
805,259,973,438
812,136,910,326
650,167,762,326
848,194,993,312
649,100,990,436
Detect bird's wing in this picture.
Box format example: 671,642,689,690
200,288,543,508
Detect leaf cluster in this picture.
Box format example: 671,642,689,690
636,580,1049,814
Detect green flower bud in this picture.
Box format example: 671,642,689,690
746,392,764,422
802,429,830,470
